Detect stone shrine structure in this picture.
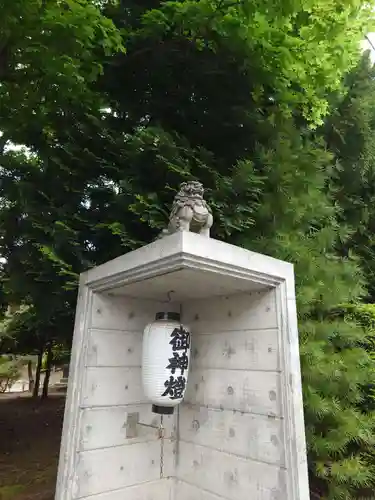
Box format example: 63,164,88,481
55,182,309,500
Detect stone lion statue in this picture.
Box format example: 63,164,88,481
158,181,213,238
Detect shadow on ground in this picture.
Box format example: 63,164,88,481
0,394,65,500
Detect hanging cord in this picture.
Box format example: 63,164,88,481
158,290,177,478
158,415,165,478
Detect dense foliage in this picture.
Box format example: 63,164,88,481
324,54,375,302
0,355,21,393
1,1,375,498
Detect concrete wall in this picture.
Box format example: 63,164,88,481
174,289,286,500
66,288,291,500
71,293,176,499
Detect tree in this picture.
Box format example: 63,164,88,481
0,305,72,398
0,0,124,148
107,0,374,127
0,0,125,385
0,356,21,393
324,51,375,301
0,150,79,398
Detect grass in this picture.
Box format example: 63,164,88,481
0,485,26,500
0,394,65,500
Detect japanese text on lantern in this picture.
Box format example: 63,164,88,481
162,326,190,400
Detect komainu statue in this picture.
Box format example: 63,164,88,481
158,181,213,238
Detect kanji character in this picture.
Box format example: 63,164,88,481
169,326,190,352
161,375,186,400
166,352,189,375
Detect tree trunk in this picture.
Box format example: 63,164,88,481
27,359,34,393
33,348,43,398
41,343,53,400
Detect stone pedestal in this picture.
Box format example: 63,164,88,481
56,232,309,500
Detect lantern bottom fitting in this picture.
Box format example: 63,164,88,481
152,404,175,415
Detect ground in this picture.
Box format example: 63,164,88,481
0,394,65,500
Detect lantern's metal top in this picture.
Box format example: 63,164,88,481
158,181,213,239
155,311,180,322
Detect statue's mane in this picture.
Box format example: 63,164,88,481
157,181,212,239
169,185,204,219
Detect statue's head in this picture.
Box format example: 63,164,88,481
178,181,204,199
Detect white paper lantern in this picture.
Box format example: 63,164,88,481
142,312,191,415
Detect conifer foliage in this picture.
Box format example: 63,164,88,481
325,52,375,302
